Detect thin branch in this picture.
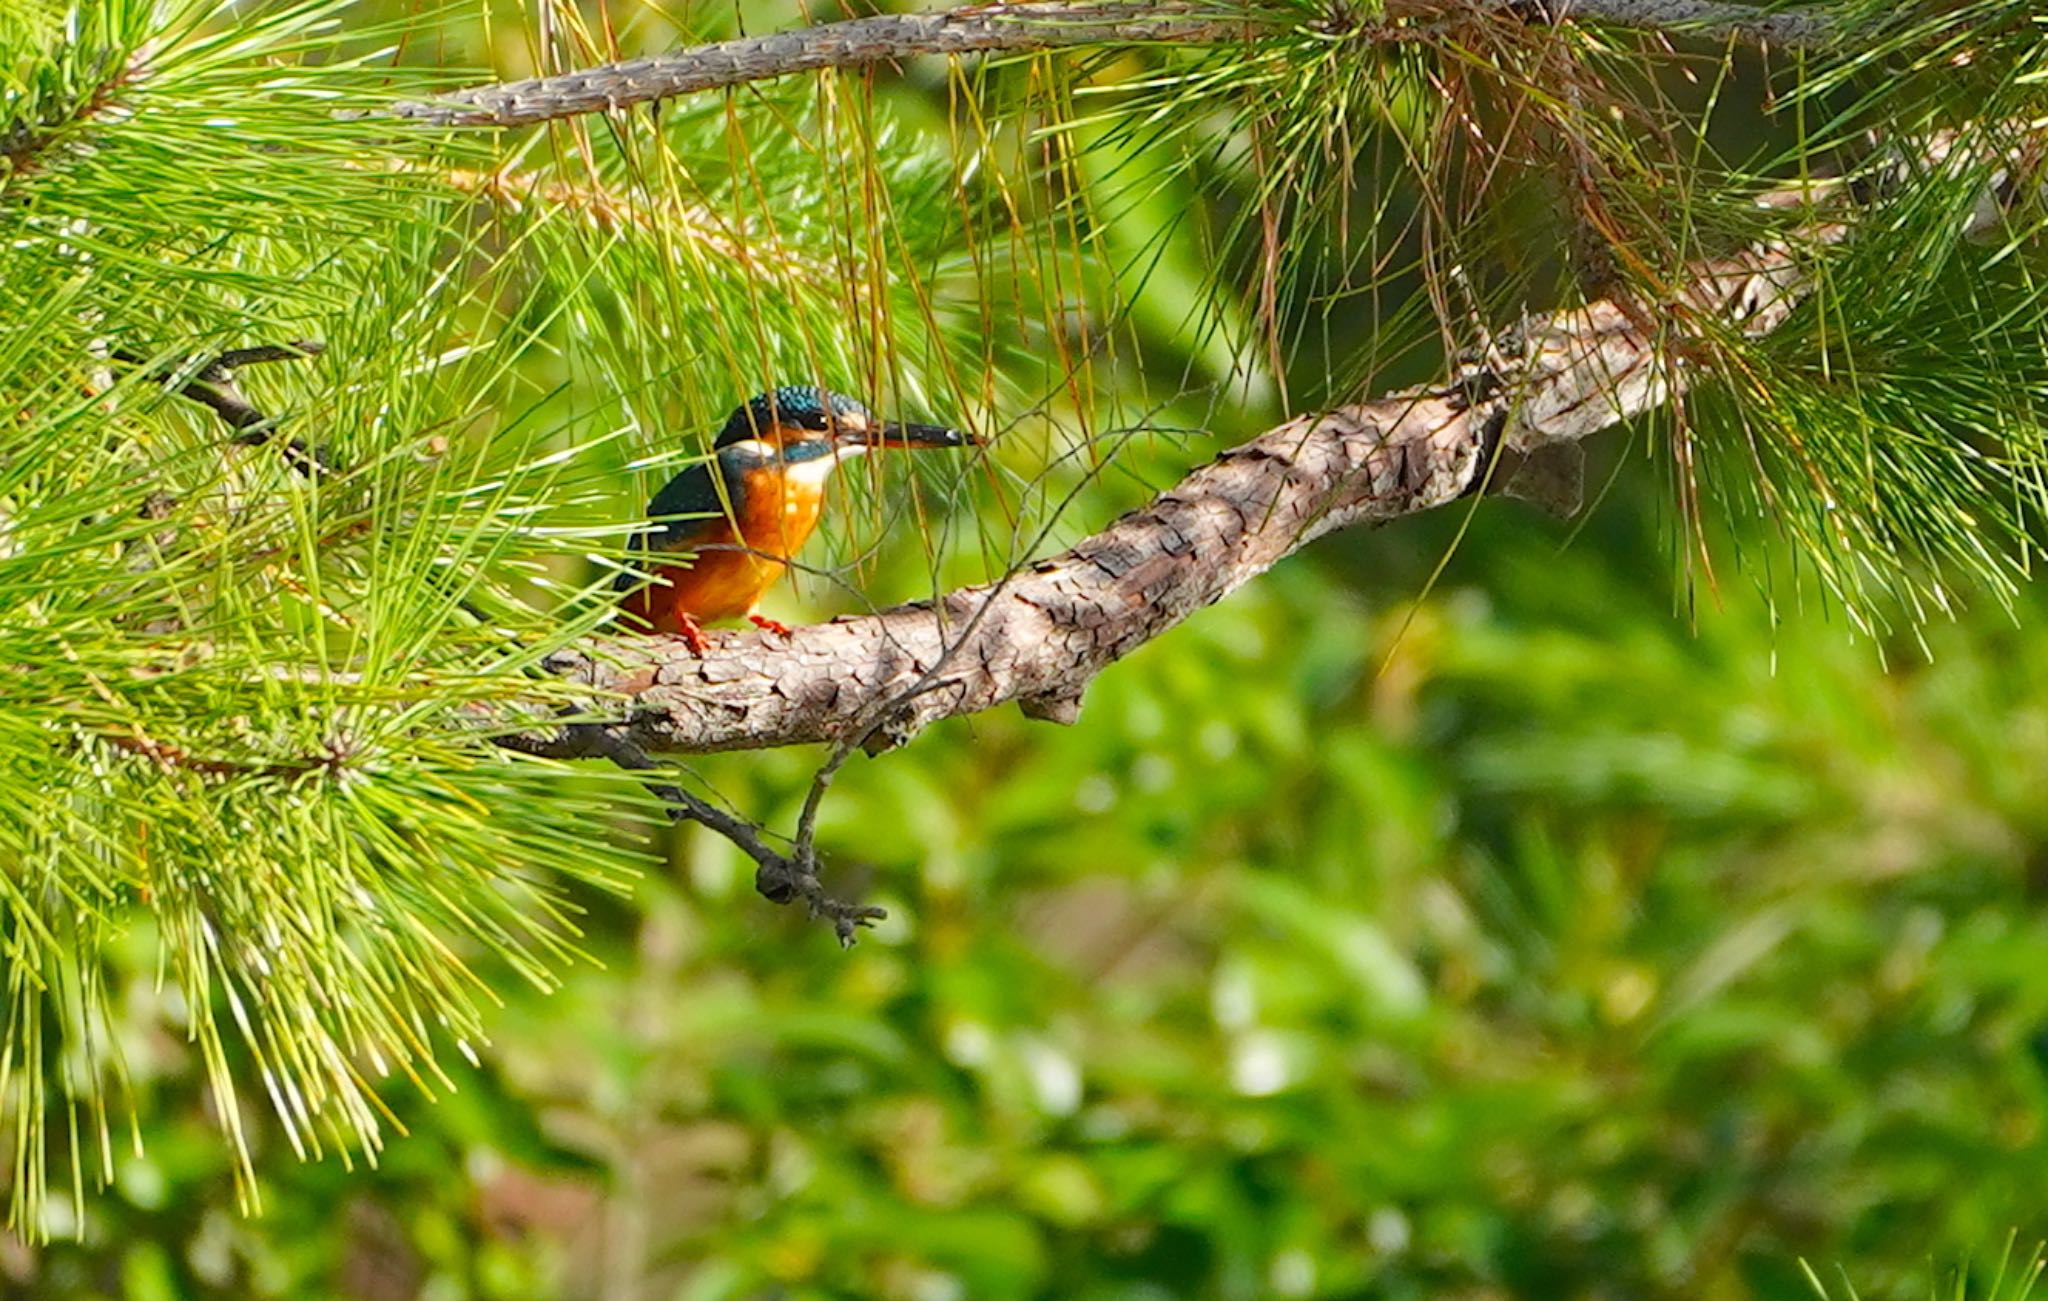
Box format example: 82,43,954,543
386,3,1264,128
382,0,1851,131
495,721,885,943
111,340,329,475
80,663,346,783
212,343,326,370
1507,0,1841,46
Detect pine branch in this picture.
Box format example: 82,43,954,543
368,160,832,279
536,387,1514,752
524,122,2040,759
379,0,1851,131
0,48,146,182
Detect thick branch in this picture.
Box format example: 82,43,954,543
530,122,2042,755
386,0,1843,129
538,278,1724,749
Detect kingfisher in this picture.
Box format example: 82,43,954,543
616,385,976,651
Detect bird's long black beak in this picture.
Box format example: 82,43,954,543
859,420,979,450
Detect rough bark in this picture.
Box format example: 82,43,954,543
528,231,1840,757
495,116,2033,767
552,394,1482,752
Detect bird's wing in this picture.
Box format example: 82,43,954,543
614,456,741,592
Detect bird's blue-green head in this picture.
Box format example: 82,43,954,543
714,386,974,462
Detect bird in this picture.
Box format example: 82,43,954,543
615,385,977,652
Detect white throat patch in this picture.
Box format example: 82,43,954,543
782,444,865,488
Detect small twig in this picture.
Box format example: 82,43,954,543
213,342,326,371
111,340,329,475
94,729,336,780
358,160,833,280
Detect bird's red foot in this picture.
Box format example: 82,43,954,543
748,614,796,638
670,615,711,656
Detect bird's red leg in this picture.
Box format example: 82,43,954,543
671,613,711,656
748,613,795,639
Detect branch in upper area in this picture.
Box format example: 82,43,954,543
1504,0,1840,46
384,0,1846,130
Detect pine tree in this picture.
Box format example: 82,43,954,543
2,0,2043,1226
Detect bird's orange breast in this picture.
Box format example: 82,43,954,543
733,462,828,560
625,465,828,631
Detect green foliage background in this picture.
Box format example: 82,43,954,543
5,0,2048,1298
